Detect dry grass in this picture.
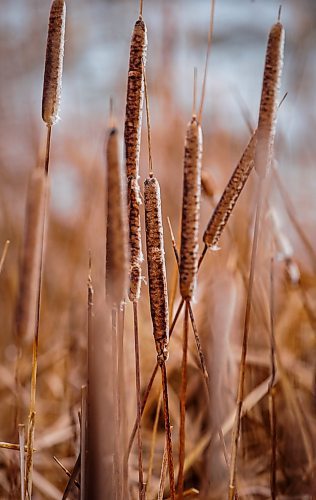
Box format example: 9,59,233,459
0,1,315,499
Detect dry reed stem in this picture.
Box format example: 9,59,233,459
24,140,50,500
229,21,284,498
180,117,202,301
126,299,184,461
228,180,265,500
18,425,25,500
203,131,257,250
105,127,128,306
111,307,121,500
160,363,176,500
53,456,80,489
15,168,48,341
177,303,189,498
80,385,87,500
62,453,81,500
254,22,284,177
144,175,175,498
124,16,147,179
133,301,145,499
158,438,169,500
269,256,277,500
0,240,10,275
168,217,209,380
146,391,162,497
25,410,35,499
42,0,66,126
0,442,30,452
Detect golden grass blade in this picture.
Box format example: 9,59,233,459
42,0,66,126
53,456,80,489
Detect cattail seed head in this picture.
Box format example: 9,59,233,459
128,178,143,302
42,0,66,126
105,128,128,306
179,117,202,300
144,176,169,363
124,17,148,180
15,167,48,341
203,131,257,249
255,22,284,177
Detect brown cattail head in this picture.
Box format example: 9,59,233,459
255,21,284,177
105,128,128,306
42,0,66,126
15,167,48,341
144,175,169,364
179,116,203,300
124,17,148,179
203,131,257,249
128,177,143,302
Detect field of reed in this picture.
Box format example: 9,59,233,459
0,0,316,498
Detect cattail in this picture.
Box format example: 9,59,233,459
42,0,66,126
105,128,128,306
15,167,48,341
179,116,203,300
144,175,169,362
124,16,147,302
124,17,147,179
255,21,284,177
128,178,143,302
203,131,257,249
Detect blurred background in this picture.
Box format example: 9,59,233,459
0,0,316,498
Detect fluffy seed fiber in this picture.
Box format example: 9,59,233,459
128,178,143,302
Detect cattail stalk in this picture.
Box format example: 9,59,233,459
203,131,257,251
42,0,66,127
24,3,66,497
177,303,189,497
144,175,175,498
126,299,184,461
228,19,284,500
125,15,147,301
105,125,128,499
269,255,277,500
105,127,128,305
15,168,48,343
179,117,203,301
